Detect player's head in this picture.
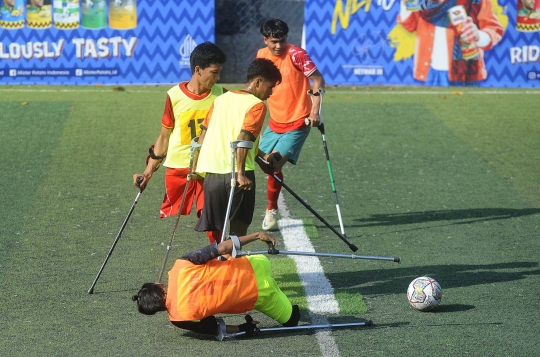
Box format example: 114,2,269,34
245,58,281,101
133,283,167,315
260,18,289,39
260,19,289,57
189,42,227,74
190,42,226,89
5,0,16,7
521,0,535,10
30,0,44,8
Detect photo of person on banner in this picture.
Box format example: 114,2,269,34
517,0,540,31
0,0,24,29
26,0,52,29
398,0,504,85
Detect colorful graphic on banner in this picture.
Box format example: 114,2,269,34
0,0,215,85
305,0,540,87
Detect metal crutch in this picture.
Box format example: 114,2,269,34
157,136,202,282
87,176,144,294
307,88,347,238
220,140,253,243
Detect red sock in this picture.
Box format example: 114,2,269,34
267,171,283,210
206,230,222,244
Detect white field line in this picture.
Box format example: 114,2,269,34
277,193,340,357
1,87,539,95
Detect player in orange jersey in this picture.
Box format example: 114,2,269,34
133,231,300,339
256,18,326,231
133,42,227,244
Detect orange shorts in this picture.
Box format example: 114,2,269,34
160,168,204,218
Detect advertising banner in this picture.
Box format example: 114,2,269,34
305,0,540,87
0,0,215,85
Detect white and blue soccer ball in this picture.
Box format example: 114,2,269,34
407,276,442,311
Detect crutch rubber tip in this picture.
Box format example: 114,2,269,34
366,320,373,326
87,288,94,295
349,244,358,252
394,257,402,263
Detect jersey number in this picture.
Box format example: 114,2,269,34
188,118,204,140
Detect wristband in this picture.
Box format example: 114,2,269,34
149,145,166,160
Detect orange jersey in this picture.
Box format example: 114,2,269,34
257,44,315,129
166,257,259,321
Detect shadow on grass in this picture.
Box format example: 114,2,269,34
351,208,540,228
429,304,475,313
279,261,540,296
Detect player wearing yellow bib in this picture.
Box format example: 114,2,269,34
133,42,227,244
192,58,282,239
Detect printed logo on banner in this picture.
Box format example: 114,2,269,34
1,1,215,85
179,34,197,69
350,30,388,77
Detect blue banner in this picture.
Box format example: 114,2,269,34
305,0,540,87
0,0,215,85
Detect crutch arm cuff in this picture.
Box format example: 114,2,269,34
228,235,241,258
233,140,254,150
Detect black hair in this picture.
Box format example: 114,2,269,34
246,58,282,85
190,42,227,74
132,283,167,315
260,18,289,39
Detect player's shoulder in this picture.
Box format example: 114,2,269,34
288,44,309,57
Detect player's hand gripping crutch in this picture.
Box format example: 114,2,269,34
307,88,347,238
221,140,253,243
157,136,202,282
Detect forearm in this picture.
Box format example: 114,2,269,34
170,316,219,336
145,129,170,173
236,148,249,174
217,232,264,255
236,130,253,174
309,72,325,116
310,73,325,94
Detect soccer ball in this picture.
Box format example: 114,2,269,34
407,276,442,311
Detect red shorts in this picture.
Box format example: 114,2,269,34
160,168,204,218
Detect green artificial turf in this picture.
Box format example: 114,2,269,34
0,86,538,356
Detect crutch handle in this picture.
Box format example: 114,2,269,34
266,242,279,255
136,175,145,192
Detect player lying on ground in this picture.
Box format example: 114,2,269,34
133,232,300,338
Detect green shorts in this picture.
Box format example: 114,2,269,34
247,255,292,324
258,126,310,165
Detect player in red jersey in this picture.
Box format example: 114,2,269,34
133,42,227,244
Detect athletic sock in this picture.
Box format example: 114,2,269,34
206,230,222,244
267,171,283,210
282,304,300,327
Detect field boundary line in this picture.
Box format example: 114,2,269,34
277,193,340,356
1,88,539,95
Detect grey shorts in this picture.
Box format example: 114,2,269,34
195,171,256,232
